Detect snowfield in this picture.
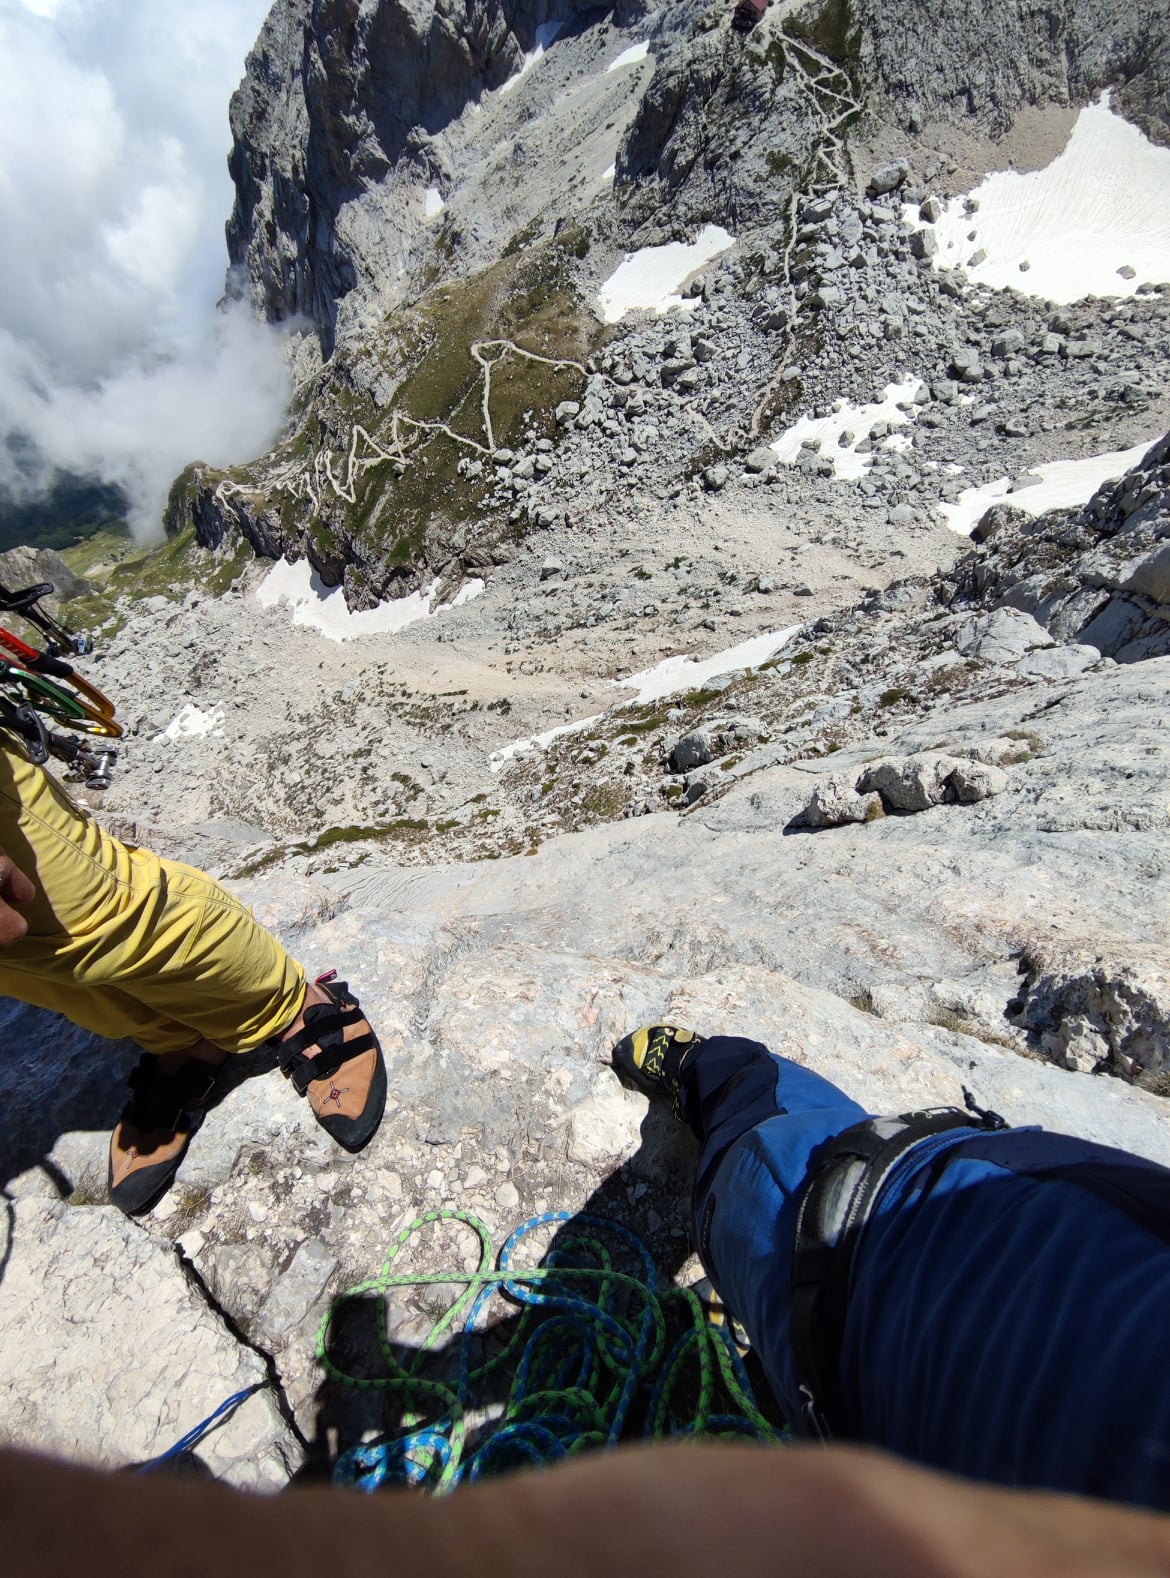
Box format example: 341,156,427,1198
916,95,1170,304
770,377,927,479
936,437,1163,536
607,42,651,72
256,558,483,640
499,22,561,96
490,626,799,771
597,226,735,323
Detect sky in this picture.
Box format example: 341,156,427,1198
0,0,288,539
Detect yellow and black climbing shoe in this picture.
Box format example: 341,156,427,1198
611,1024,704,1117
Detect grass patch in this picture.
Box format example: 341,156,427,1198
879,687,909,708
580,782,628,821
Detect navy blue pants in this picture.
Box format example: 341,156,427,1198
680,1036,1170,1509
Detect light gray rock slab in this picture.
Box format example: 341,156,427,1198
954,607,1056,663
0,1198,299,1486
1015,644,1100,681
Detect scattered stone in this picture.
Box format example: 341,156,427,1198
802,775,884,829
702,465,729,492
671,732,714,772
867,158,910,196
540,558,565,581
949,347,983,383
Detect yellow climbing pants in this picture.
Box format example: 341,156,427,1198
0,745,305,1055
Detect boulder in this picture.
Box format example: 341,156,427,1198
867,158,909,196
1121,543,1170,606
954,608,1056,664
857,753,961,812
802,775,884,829
670,732,714,772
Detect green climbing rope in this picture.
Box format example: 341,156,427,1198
320,1209,788,1493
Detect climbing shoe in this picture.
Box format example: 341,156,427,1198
108,1055,220,1216
278,972,387,1153
611,1024,705,1118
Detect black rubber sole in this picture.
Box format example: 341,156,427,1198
107,1109,203,1216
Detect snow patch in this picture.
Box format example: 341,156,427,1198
256,558,480,641
162,703,224,742
424,187,445,219
597,226,735,323
607,42,651,72
489,626,799,772
771,377,926,480
600,162,616,184
616,626,800,707
936,438,1161,537
499,21,561,95
490,714,602,773
914,95,1170,304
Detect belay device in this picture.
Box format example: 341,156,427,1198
0,578,121,789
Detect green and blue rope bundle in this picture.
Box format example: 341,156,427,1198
320,1209,789,1494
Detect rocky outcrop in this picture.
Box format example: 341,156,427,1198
0,1192,298,1486
616,0,1169,241
226,0,657,345
851,0,1169,141
948,432,1170,661
0,546,92,608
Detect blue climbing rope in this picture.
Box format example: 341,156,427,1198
135,1383,263,1474
321,1210,789,1493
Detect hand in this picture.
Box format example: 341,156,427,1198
0,854,35,946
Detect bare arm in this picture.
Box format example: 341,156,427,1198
2,1443,1168,1578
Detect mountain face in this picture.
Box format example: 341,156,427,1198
225,0,661,344
175,0,1169,615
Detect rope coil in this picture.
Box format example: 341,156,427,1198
321,1210,789,1494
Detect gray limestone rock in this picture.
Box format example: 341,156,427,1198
857,753,962,812
1015,644,1101,681
945,759,1009,803
802,775,884,828
867,158,910,196
954,608,1056,664
0,1198,298,1486
1121,542,1170,605
671,732,714,772
1016,941,1170,1085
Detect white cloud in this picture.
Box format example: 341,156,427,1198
0,0,287,540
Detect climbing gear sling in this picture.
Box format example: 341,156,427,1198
789,1094,1007,1439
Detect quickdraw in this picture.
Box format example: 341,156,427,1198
0,578,120,788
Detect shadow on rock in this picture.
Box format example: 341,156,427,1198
0,998,282,1194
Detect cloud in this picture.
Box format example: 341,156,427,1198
0,0,287,540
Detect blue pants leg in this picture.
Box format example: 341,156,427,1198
677,1036,867,1430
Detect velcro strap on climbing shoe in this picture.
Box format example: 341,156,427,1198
278,999,374,1094
125,1056,218,1130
